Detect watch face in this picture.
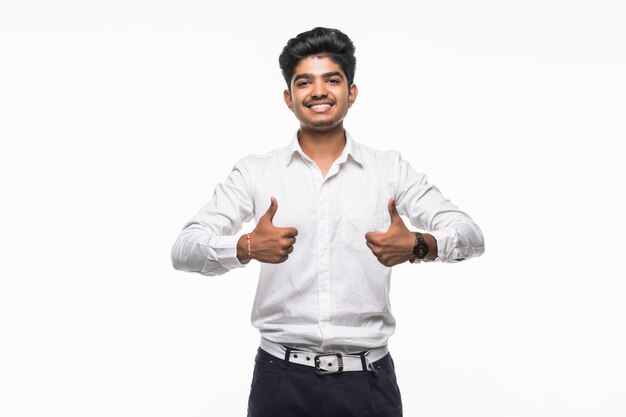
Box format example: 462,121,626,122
412,232,429,259
414,242,429,259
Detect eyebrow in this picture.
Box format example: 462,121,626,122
293,71,345,83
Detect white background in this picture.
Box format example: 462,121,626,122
1,1,625,416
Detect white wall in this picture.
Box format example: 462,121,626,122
1,1,625,416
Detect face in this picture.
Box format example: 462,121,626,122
283,55,358,132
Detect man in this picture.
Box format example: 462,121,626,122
171,27,484,417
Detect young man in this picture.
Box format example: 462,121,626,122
171,27,485,417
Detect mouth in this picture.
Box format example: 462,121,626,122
305,102,334,113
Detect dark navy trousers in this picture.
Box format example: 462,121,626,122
247,347,403,417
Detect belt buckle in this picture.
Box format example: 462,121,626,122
314,353,343,375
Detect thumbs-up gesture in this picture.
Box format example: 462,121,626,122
244,197,299,264
364,197,416,267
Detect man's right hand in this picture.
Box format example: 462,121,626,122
237,197,298,264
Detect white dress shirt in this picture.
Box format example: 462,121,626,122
171,130,485,353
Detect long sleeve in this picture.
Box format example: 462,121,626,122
393,153,485,263
171,157,256,275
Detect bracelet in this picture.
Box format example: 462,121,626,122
246,233,252,261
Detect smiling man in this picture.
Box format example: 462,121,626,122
171,27,485,417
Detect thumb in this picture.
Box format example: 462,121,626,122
388,196,401,224
263,197,278,224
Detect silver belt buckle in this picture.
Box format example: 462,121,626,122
314,353,344,375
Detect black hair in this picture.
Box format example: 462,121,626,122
279,27,356,90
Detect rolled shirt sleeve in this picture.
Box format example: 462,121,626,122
171,157,256,275
393,153,485,263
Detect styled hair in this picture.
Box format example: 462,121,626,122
279,27,356,90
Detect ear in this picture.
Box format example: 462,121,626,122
283,89,294,111
348,83,358,108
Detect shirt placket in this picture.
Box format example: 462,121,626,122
315,171,332,347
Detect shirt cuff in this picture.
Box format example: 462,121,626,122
212,234,246,270
428,228,454,262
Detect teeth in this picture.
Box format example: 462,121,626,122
310,104,331,108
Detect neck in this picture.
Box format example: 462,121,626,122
298,124,346,161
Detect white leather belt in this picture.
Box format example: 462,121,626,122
259,338,389,374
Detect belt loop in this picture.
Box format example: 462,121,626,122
283,346,292,368
359,351,367,374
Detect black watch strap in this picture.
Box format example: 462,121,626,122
410,232,429,263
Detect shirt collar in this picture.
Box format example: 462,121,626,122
285,129,363,167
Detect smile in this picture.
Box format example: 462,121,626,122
306,103,333,113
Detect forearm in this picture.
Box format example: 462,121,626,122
171,224,245,276
429,221,484,262
394,155,485,264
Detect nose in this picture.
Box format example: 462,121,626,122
310,79,328,99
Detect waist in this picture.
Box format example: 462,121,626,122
260,337,390,364
254,321,396,353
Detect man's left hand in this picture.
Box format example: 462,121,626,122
365,197,416,267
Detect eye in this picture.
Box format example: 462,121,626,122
327,78,340,84
296,80,310,87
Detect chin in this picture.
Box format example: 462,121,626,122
306,123,341,132
305,117,340,128
313,120,336,127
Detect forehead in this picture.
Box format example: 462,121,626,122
292,55,346,79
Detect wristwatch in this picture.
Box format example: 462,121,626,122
410,232,429,264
